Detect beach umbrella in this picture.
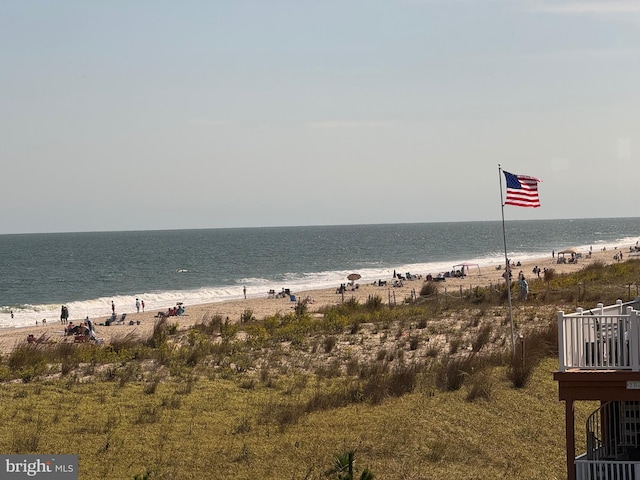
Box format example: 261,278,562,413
347,273,361,281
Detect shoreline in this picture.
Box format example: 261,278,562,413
3,233,638,329
0,245,633,355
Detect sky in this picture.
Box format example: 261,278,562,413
2,0,640,234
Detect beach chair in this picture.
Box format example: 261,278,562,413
289,294,296,303
116,313,127,325
104,313,117,326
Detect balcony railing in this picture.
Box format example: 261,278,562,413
558,299,640,372
575,455,640,480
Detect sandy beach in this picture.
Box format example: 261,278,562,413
0,245,632,355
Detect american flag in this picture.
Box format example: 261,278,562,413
503,171,541,208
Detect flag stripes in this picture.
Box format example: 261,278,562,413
503,171,541,208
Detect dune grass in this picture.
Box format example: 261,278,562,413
1,259,639,479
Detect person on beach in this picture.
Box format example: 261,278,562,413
60,305,69,324
243,286,247,299
136,298,141,313
519,276,529,301
141,299,145,312
111,301,115,314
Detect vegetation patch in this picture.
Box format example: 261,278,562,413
0,261,638,478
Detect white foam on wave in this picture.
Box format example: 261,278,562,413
0,237,635,330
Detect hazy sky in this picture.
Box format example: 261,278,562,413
2,1,639,234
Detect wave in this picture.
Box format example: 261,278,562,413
0,234,635,330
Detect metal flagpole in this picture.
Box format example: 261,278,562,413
498,164,516,355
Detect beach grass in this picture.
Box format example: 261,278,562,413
1,260,640,479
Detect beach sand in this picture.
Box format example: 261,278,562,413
1,245,631,355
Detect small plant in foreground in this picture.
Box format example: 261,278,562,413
329,450,374,480
240,309,253,322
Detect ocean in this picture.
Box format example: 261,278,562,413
1,218,639,329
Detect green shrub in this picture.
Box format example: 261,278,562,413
294,301,308,316
194,313,223,334
420,282,438,297
366,295,383,310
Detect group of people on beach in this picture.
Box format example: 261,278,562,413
25,317,96,344
135,298,145,313
532,265,545,278
156,304,185,317
64,321,91,337
336,283,360,294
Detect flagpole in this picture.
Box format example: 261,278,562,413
498,164,516,355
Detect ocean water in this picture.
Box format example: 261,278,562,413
1,218,639,328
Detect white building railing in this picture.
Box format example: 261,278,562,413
558,299,640,372
575,456,640,480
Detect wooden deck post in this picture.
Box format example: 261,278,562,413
565,399,576,480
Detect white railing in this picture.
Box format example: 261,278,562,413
558,299,640,372
575,456,640,480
